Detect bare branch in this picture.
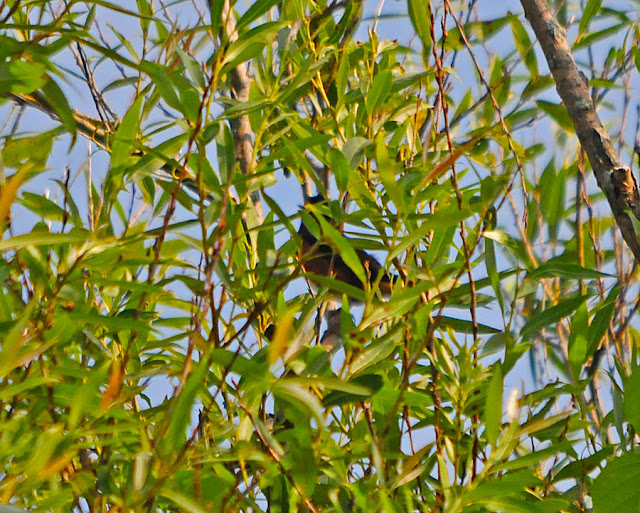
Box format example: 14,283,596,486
223,0,264,224
521,0,640,259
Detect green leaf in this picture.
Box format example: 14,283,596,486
1,60,46,95
465,470,542,502
179,85,201,123
210,0,224,33
495,441,574,473
439,316,500,334
159,360,207,457
111,93,144,171
223,97,271,119
0,302,36,378
0,375,59,401
528,261,611,280
510,16,538,78
42,76,77,143
612,381,625,442
19,192,66,221
553,446,614,483
216,122,235,183
536,100,575,133
0,231,90,251
323,374,383,407
342,137,371,170
592,452,640,513
537,160,566,242
329,147,350,193
272,381,324,425
221,21,288,72
568,302,588,380
407,0,431,51
521,295,589,338
587,287,618,355
521,75,554,101
176,48,205,90
376,133,403,215
483,214,504,315
67,310,156,333
160,488,210,513
290,376,372,396
624,368,640,434
237,0,280,29
483,363,503,446
366,70,392,116
2,129,58,169
144,62,182,112
349,336,398,376
314,213,366,286
128,133,189,180
578,0,602,35
474,497,563,513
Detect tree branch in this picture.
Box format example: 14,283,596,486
223,0,264,224
520,0,640,259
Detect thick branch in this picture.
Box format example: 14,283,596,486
520,0,640,259
10,91,110,148
223,0,263,224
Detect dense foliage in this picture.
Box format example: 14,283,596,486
1,0,640,511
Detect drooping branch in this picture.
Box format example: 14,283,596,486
520,0,640,259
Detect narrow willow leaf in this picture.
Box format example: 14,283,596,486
587,287,618,355
520,295,589,338
483,216,504,315
2,129,57,168
553,446,614,483
592,452,640,513
314,214,366,286
483,363,503,446
342,137,371,169
536,100,575,133
111,94,144,171
272,381,324,425
439,316,500,334
221,21,288,71
267,309,295,366
176,48,205,90
19,192,66,221
376,133,403,215
210,0,224,33
623,368,640,434
237,0,280,29
0,231,90,251
322,374,383,407
42,76,77,143
144,62,182,111
159,488,210,513
578,0,602,35
329,147,351,193
160,361,207,457
509,16,538,78
366,70,392,116
407,0,431,51
568,302,589,379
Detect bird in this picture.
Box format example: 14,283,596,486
260,195,396,346
297,195,395,298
